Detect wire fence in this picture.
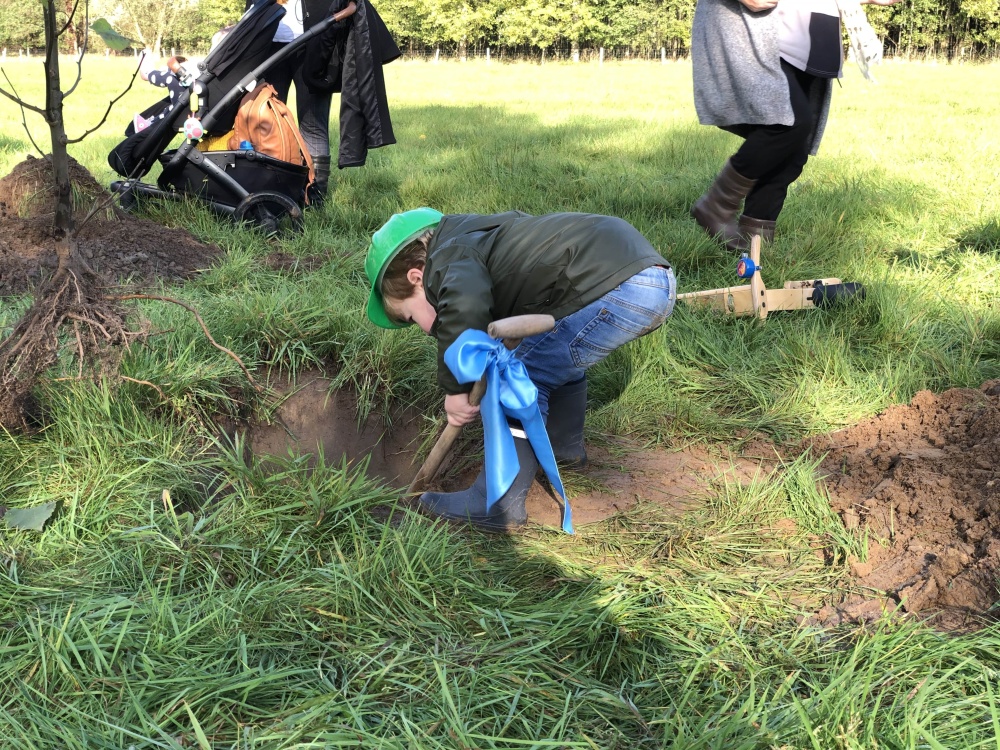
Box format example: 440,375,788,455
399,43,688,64
393,41,1000,63
0,43,681,63
3,41,999,64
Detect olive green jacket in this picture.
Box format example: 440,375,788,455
423,211,668,394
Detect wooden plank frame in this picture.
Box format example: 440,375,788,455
677,236,843,319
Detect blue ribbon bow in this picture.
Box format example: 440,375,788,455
444,329,573,534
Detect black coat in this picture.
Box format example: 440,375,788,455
301,0,399,168
423,212,669,393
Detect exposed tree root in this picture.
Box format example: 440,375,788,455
0,276,264,432
0,259,130,431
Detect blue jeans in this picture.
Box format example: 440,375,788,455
513,265,676,415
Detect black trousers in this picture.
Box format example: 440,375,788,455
726,60,825,221
265,42,333,160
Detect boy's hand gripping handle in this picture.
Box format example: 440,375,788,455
406,314,556,496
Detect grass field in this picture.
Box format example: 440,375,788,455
1,56,999,748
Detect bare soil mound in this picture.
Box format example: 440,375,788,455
805,382,1000,630
0,155,222,296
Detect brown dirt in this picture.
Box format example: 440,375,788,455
244,368,770,525
246,372,426,486
234,371,1000,632
0,155,223,297
804,382,1000,631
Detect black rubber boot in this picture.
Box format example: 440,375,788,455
545,376,588,469
306,154,331,208
690,160,757,249
418,432,537,532
728,214,777,253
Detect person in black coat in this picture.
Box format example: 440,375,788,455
300,0,399,169
263,0,398,205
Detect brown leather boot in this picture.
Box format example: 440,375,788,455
728,214,777,252
691,160,756,248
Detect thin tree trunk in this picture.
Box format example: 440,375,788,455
43,0,74,257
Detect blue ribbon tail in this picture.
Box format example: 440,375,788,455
516,406,574,535
482,365,518,508
444,330,574,534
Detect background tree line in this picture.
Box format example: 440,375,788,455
0,0,997,60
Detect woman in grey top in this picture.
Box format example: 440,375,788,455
689,0,900,251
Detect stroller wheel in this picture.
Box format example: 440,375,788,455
234,192,304,236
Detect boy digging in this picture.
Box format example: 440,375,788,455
365,208,676,531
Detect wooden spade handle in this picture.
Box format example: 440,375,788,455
406,314,556,496
486,313,556,344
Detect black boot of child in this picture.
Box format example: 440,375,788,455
418,432,537,533
545,376,588,468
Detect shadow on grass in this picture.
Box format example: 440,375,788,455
953,216,1000,254
367,104,941,281
331,103,1000,440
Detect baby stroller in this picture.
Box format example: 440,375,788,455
109,0,335,234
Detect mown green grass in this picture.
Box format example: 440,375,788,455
1,56,999,747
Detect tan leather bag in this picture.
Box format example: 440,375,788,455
228,83,315,193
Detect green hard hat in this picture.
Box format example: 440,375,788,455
365,207,443,329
